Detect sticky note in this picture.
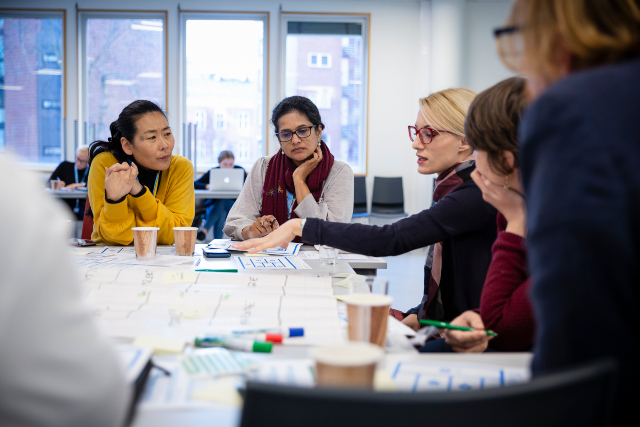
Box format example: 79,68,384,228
190,378,243,407
374,370,398,392
168,306,206,319
163,271,198,283
133,335,185,354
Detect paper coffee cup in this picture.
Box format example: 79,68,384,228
173,227,198,256
341,294,393,347
50,180,64,190
314,342,384,389
132,227,160,260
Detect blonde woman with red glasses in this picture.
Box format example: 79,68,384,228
235,88,498,335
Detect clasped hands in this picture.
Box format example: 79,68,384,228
104,162,143,201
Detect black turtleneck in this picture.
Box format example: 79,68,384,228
134,158,160,196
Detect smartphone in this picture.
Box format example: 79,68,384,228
203,248,231,259
69,238,97,246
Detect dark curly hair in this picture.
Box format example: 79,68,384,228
271,96,325,135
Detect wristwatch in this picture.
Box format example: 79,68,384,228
299,218,306,236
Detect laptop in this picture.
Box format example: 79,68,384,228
209,168,244,191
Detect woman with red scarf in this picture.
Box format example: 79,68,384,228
224,96,354,241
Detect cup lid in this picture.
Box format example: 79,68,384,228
340,293,393,307
313,342,384,366
131,227,160,231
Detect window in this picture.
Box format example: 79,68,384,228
195,110,206,131
182,13,267,172
215,113,226,131
283,16,369,174
0,11,64,166
237,112,249,131
308,53,332,69
79,11,166,145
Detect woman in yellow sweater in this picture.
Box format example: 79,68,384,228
87,100,194,245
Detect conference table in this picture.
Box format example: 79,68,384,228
118,249,530,427
47,188,241,200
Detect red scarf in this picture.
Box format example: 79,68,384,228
260,143,334,239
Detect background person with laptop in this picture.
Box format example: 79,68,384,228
194,150,247,240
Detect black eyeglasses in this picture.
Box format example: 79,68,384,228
275,125,316,142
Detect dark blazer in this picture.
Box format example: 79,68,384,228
49,161,88,220
519,56,640,422
302,171,497,322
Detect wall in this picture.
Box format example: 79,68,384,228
7,0,513,215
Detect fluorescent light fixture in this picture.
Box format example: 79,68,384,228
131,24,162,32
140,20,162,27
36,69,63,75
104,79,137,86
0,85,23,90
137,72,162,78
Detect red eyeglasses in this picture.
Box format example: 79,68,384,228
408,126,452,144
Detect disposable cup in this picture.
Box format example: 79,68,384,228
50,180,64,190
313,342,384,389
341,294,394,347
173,227,198,256
132,227,160,260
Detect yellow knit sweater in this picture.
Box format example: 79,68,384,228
88,152,194,245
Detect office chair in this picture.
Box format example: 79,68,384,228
352,176,369,224
370,177,408,222
240,358,616,427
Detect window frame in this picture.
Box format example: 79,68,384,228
179,10,269,173
0,8,66,171
280,12,370,175
77,9,168,148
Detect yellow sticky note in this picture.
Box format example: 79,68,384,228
133,335,186,355
168,306,206,320
190,378,243,407
244,253,270,257
374,370,398,392
163,271,198,283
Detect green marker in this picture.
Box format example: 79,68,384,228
419,319,498,337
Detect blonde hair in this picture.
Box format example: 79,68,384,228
502,0,640,81
76,146,89,157
418,88,477,138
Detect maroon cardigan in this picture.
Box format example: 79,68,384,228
480,213,535,351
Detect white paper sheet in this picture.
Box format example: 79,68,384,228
78,267,342,345
298,252,384,262
388,360,530,392
235,256,311,270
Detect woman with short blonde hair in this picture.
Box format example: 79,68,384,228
234,88,498,333
496,0,640,421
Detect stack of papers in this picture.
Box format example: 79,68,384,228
207,239,301,256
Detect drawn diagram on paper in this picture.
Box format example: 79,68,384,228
78,267,341,345
235,256,311,270
389,360,530,392
207,240,301,256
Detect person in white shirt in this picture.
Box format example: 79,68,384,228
0,154,130,427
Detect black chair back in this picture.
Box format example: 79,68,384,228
371,176,405,214
240,359,616,427
353,176,368,215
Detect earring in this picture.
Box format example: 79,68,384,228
281,149,284,154
504,175,510,191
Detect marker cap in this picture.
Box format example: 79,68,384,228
252,341,273,353
289,328,304,337
265,334,283,343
